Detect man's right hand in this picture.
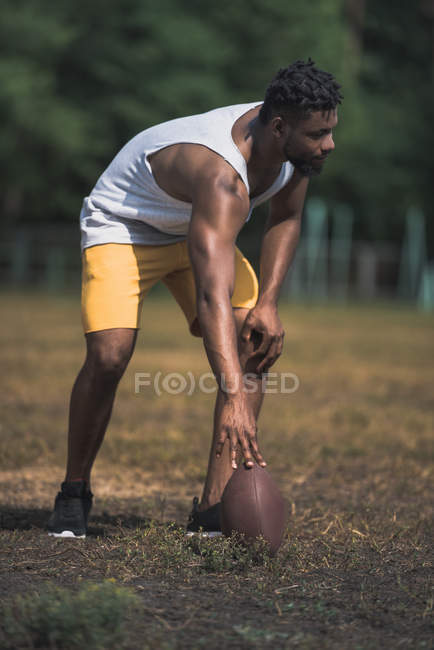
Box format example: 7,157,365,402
215,394,266,469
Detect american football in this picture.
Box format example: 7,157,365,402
220,463,287,554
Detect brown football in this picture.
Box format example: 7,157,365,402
220,464,287,554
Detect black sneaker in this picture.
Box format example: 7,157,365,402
47,481,93,538
186,496,222,537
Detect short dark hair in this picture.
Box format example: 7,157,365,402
259,59,343,124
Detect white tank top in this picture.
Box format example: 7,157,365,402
80,102,294,250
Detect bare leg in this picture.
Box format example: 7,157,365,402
200,308,265,510
65,328,137,489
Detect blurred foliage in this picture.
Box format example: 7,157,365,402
0,0,432,247
0,580,139,649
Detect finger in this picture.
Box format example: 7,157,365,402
238,329,255,362
230,433,239,469
250,436,267,467
265,338,282,369
255,333,272,358
240,434,254,468
215,431,227,458
256,340,280,373
239,320,254,343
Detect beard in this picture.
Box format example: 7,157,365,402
284,144,323,177
290,158,322,177
286,154,323,177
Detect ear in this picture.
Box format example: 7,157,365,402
271,116,289,139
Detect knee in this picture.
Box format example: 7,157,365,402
85,347,131,383
242,353,266,376
238,330,264,375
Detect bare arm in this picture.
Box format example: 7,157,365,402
188,165,265,467
188,172,246,390
240,171,309,372
258,171,308,305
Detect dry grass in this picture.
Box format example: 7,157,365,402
0,290,433,649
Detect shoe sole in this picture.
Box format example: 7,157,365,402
48,531,86,539
185,531,222,538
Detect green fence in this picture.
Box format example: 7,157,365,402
2,201,433,309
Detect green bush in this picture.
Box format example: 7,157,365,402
0,580,139,650
188,531,280,573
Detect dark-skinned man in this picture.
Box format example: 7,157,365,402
47,59,342,538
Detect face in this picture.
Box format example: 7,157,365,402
281,109,338,176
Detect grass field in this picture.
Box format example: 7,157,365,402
0,290,433,649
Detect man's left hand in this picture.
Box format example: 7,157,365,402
239,303,285,374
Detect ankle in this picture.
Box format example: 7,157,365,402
64,475,91,487
62,478,93,497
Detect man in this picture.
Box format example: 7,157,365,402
47,59,342,538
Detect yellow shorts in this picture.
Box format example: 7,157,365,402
81,241,258,336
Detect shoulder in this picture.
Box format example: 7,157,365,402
187,146,249,206
188,147,250,232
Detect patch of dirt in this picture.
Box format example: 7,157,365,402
1,466,432,650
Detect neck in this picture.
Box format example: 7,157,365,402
248,118,286,168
